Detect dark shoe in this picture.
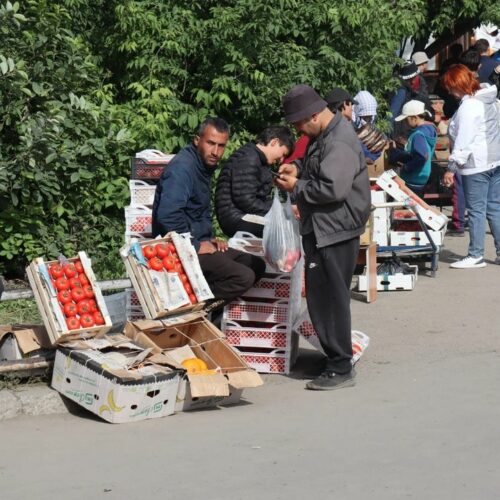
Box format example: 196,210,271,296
446,229,464,237
305,369,356,391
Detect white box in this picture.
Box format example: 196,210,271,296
129,180,156,206
358,265,418,291
390,228,445,246
371,190,387,204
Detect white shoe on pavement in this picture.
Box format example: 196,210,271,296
450,256,486,269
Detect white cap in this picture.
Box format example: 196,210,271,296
412,51,429,66
395,100,431,121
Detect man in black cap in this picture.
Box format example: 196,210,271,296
276,84,370,391
325,87,358,122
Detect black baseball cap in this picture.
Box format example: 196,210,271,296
325,87,358,107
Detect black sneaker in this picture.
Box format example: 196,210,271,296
446,229,465,237
305,369,356,391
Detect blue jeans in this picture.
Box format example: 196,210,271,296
462,166,500,258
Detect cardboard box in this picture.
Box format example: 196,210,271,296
358,265,418,291
123,314,263,411
51,334,182,423
376,170,448,231
0,324,51,361
26,252,112,345
367,147,389,178
390,228,445,247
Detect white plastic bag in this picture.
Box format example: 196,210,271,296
263,190,301,273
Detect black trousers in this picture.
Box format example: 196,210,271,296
198,248,266,301
302,233,360,374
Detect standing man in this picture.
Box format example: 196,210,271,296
324,87,358,122
152,117,266,301
276,85,370,391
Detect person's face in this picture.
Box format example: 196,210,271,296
292,114,321,138
406,116,419,128
418,63,428,73
341,101,353,121
194,125,229,167
266,139,290,165
359,115,374,125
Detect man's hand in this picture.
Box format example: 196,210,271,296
278,163,298,178
291,204,300,220
198,240,217,255
443,171,454,187
212,238,228,252
275,174,297,192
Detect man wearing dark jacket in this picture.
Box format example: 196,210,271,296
277,84,371,391
152,117,265,301
215,126,295,237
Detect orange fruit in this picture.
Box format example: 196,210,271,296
181,357,208,373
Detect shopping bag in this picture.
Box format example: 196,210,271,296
263,190,301,272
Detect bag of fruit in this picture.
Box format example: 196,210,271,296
262,190,301,273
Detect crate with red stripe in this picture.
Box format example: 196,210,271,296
125,205,152,238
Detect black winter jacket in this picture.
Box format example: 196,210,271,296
215,142,273,237
293,112,371,248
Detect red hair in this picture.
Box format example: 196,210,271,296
441,64,480,96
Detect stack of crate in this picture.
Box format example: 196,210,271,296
124,155,174,320
222,235,303,374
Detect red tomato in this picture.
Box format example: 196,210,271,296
71,287,86,303
74,260,84,273
183,282,193,295
66,316,81,330
174,263,183,273
93,311,105,326
77,299,92,315
149,257,164,271
79,274,90,286
156,243,169,259
188,293,197,304
87,299,98,313
69,277,82,289
63,263,78,278
49,264,64,279
55,277,70,291
168,243,176,254
64,302,78,317
143,245,157,259
80,313,94,328
162,256,175,271
83,285,94,299
179,273,189,284
57,290,73,304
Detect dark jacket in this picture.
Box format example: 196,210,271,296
215,142,273,236
152,144,213,250
293,112,371,248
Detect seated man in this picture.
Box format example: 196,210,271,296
215,126,294,238
152,117,265,301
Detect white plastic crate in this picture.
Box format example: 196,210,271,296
224,299,291,324
222,320,291,349
125,288,146,321
129,180,157,206
125,205,152,235
241,274,292,300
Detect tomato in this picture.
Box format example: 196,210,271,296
188,293,197,304
149,257,164,271
79,274,90,286
71,287,87,303
143,245,157,259
167,243,176,254
77,299,92,315
87,299,98,313
63,263,78,279
64,302,78,317
162,256,175,271
83,285,94,299
155,243,169,259
49,264,64,279
57,290,73,304
66,316,81,330
55,277,70,291
69,277,82,289
93,311,105,325
183,282,193,295
74,260,84,274
179,273,189,284
174,263,183,273
80,313,94,328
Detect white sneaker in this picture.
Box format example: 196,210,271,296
450,256,486,269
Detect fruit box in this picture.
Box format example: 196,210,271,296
120,233,213,320
123,313,263,411
358,264,418,291
51,334,181,423
376,170,448,231
26,252,112,345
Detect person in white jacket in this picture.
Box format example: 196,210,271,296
442,64,500,268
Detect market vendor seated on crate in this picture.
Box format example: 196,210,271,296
152,117,266,302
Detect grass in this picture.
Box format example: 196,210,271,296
0,299,42,325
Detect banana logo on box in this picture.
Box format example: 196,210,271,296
99,389,125,415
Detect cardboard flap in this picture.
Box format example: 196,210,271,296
226,369,264,389
187,372,229,398
0,324,51,354
149,352,184,370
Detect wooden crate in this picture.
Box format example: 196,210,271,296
26,252,112,345
121,236,208,320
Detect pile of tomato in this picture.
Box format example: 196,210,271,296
142,242,197,304
49,260,106,330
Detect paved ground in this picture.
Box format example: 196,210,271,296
1,229,499,500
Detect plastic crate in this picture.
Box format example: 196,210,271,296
131,155,175,181
223,299,291,324
238,350,288,374
125,205,152,235
103,292,126,329
222,320,290,349
129,180,156,206
240,275,292,300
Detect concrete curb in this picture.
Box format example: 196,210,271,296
0,385,70,421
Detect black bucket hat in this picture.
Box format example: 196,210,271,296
283,84,327,123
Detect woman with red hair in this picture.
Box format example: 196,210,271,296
442,64,500,268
